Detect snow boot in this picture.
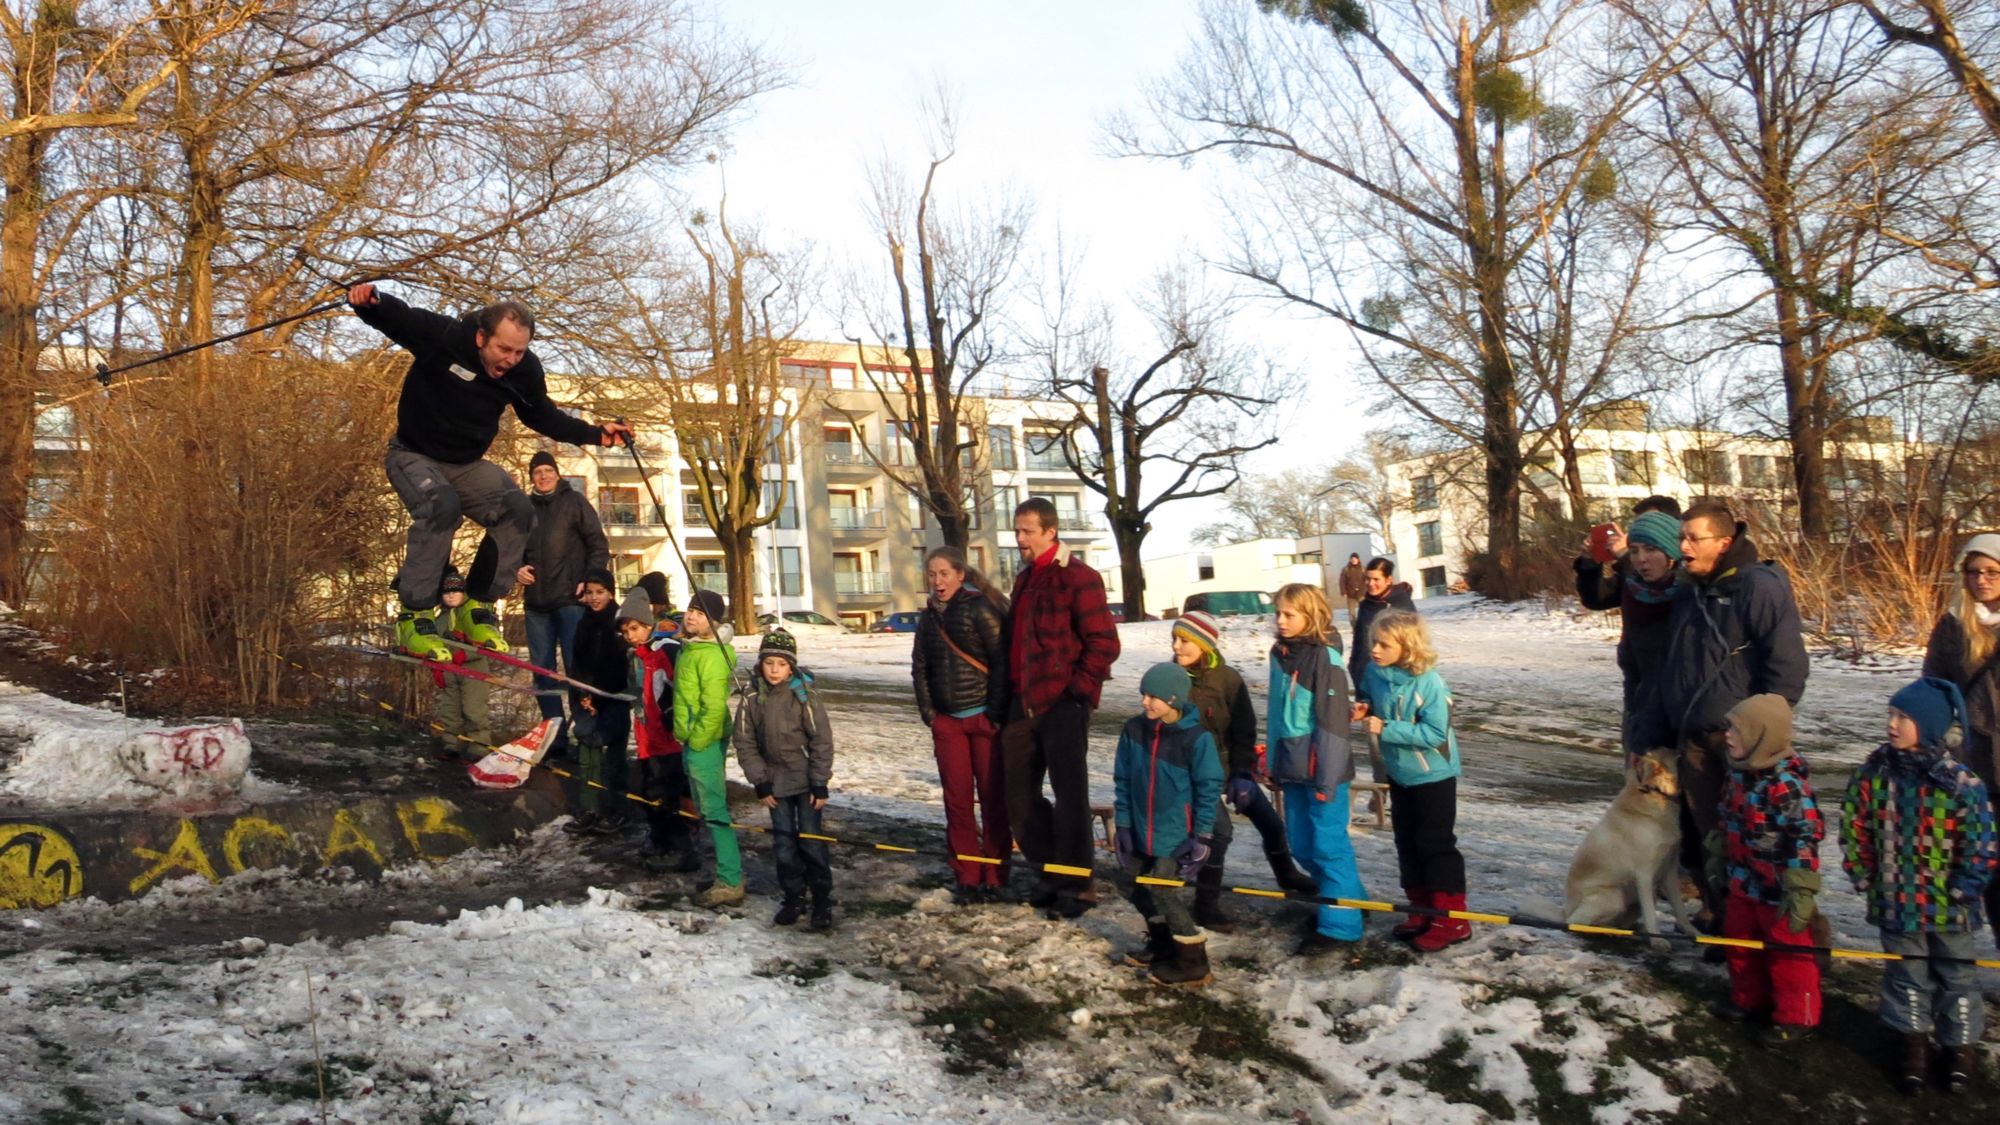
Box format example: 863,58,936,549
396,609,450,661
773,897,804,927
1265,846,1320,895
1392,888,1433,941
1194,866,1236,933
1947,1044,1975,1094
454,598,509,652
1411,891,1472,952
1150,935,1212,988
1123,920,1176,967
562,812,602,837
809,889,834,931
695,881,745,909
1897,1033,1931,1095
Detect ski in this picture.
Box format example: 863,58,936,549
437,637,636,701
331,645,569,698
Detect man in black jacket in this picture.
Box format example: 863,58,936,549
348,283,629,658
516,449,611,747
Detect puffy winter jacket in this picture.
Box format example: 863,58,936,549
672,637,737,751
1112,711,1223,858
1186,659,1258,776
912,588,1009,725
1006,543,1121,716
1349,583,1412,691
1358,663,1461,788
1841,743,1999,934
1719,751,1823,906
1923,610,2000,790
521,482,610,613
567,602,629,709
356,292,601,465
733,669,835,800
1639,527,1809,748
1266,639,1354,793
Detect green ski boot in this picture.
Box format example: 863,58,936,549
455,599,509,652
396,609,451,661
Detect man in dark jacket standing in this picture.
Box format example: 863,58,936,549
516,449,610,749
1003,497,1121,919
1638,499,1809,922
349,283,628,659
1338,553,1366,624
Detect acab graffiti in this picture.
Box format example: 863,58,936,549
0,797,484,908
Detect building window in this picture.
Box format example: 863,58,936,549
762,416,795,463
1417,520,1443,558
988,425,1016,471
599,485,645,526
776,547,803,596
682,490,710,527
763,481,798,530
1024,428,1069,471
613,554,645,593
970,545,987,572
1421,565,1448,598
1197,555,1215,581
1738,454,1783,489
1612,450,1653,487
561,474,586,496
910,494,927,530
1685,449,1732,488
33,404,74,439
1412,474,1438,511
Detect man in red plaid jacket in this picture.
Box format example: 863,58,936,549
1002,497,1122,919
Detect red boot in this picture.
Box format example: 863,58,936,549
1412,891,1472,952
1392,888,1432,941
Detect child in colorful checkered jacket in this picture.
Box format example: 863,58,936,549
1703,693,1824,1046
1840,676,1999,1096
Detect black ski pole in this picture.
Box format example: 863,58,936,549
90,297,350,386
614,419,702,597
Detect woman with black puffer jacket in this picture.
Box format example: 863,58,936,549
913,547,1013,904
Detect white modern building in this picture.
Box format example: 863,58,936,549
1140,531,1389,619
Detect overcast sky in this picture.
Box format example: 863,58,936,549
710,0,1366,554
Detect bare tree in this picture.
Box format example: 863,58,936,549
1859,0,2000,140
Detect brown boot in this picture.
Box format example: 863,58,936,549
1897,1033,1930,1095
1150,935,1212,987
1123,920,1175,967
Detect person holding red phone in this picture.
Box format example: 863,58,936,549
1575,496,1685,756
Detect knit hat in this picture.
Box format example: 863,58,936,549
615,588,655,629
758,628,799,668
687,588,727,625
438,569,467,598
580,567,615,593
637,571,671,609
1138,662,1193,713
529,450,558,473
1625,510,1684,562
1958,533,2000,570
1889,676,1967,751
1172,610,1223,656
1724,693,1794,770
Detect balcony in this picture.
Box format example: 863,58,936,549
1024,448,1074,474
829,507,887,536
834,571,892,597
692,573,729,594
601,502,667,534
823,441,877,475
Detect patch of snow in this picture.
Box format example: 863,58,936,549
0,681,267,809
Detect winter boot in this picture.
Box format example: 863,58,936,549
1150,935,1212,988
1123,920,1177,967
1194,866,1236,933
694,881,745,909
773,897,804,927
396,609,450,661
1897,1033,1931,1095
809,888,834,931
1947,1044,1976,1095
1266,846,1320,895
454,599,509,652
1412,891,1472,952
1392,888,1433,941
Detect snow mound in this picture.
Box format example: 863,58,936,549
0,680,252,807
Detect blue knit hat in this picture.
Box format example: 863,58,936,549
1626,510,1684,562
1139,662,1192,712
1890,676,1967,750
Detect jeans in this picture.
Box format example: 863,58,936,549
770,794,834,902
1283,782,1367,939
525,604,585,743
1881,929,1984,1046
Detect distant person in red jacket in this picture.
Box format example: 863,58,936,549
1003,497,1122,920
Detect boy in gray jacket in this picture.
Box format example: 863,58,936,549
733,630,836,929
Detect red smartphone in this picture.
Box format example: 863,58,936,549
1588,522,1619,563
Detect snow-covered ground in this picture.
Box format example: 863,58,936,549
0,596,1965,1122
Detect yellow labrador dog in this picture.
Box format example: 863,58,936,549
1564,750,1699,938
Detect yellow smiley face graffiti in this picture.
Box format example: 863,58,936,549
0,823,84,909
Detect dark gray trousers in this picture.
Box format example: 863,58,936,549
383,440,534,609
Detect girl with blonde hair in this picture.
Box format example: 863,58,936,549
1922,532,2000,942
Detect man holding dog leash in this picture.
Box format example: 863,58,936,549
348,283,632,659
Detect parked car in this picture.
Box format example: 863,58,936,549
871,611,923,634
1182,590,1275,617
756,610,852,638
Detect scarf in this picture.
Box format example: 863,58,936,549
1884,740,1970,793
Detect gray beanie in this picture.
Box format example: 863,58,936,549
615,588,655,630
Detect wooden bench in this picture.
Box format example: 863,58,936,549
1351,781,1391,828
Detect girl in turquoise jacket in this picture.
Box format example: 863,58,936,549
1357,609,1469,952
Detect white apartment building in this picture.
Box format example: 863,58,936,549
1384,409,1925,598
1140,531,1387,619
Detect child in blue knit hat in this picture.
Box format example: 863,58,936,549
1112,662,1224,987
1841,676,1999,1095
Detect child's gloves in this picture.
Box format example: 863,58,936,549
1703,831,1728,894
1227,774,1260,813
1779,868,1820,933
1115,825,1137,871
1172,835,1212,882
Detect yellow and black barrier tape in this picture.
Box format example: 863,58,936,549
277,645,2000,971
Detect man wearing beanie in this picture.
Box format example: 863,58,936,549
1707,693,1824,1045
1574,496,1684,756
346,282,631,661
1842,677,1999,1092
516,448,611,757
1112,662,1223,986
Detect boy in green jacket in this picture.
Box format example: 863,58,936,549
675,589,743,907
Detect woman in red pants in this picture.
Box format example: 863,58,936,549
913,547,1015,903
